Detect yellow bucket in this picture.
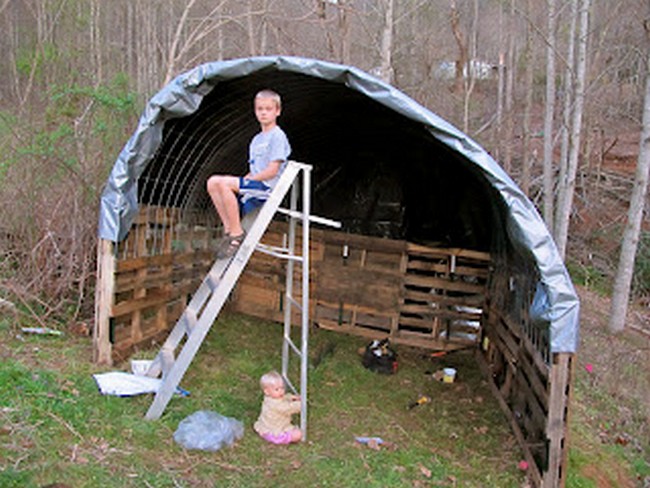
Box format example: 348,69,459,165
443,368,457,383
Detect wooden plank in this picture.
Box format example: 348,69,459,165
363,250,403,271
316,319,381,338
314,303,353,325
116,248,212,273
543,353,572,488
353,311,393,331
518,347,550,408
111,290,172,317
484,318,516,365
316,266,402,312
391,333,468,351
404,274,486,294
406,260,449,274
315,300,395,320
93,239,115,365
321,230,408,254
397,315,434,329
406,260,489,279
315,317,465,352
400,303,481,321
492,317,520,363
403,288,485,306
115,265,211,294
406,243,490,262
116,253,174,272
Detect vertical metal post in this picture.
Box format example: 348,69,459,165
300,166,311,440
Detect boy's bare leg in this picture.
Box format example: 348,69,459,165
206,175,244,237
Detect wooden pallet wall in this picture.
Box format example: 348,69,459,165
95,205,220,363
232,223,491,351
479,303,572,488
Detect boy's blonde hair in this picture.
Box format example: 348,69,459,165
260,370,284,390
255,89,282,109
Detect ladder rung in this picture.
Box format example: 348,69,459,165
255,243,304,262
206,271,221,291
283,374,298,395
286,295,302,310
160,348,175,377
284,336,302,358
276,207,342,229
183,309,197,335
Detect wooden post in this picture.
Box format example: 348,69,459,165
543,352,572,488
94,238,116,365
131,218,148,344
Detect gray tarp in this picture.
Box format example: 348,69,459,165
98,56,579,353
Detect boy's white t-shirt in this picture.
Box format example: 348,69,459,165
248,125,291,189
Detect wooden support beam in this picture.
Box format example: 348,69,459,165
94,238,115,365
543,352,573,488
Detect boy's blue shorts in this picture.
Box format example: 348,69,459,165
238,178,271,215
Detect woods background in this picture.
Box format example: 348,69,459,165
0,0,648,329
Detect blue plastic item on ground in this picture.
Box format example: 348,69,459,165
173,410,244,451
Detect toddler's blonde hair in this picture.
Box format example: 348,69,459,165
260,370,284,390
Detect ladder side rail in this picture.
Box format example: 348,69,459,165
299,166,311,439
145,163,302,420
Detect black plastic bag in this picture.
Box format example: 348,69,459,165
362,339,398,374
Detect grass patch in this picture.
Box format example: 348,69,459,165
0,312,528,487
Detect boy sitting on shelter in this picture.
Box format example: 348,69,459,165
206,89,291,258
253,370,302,445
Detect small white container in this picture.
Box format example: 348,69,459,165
443,367,457,383
131,359,153,376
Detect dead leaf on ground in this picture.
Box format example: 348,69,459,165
473,425,489,435
418,463,432,478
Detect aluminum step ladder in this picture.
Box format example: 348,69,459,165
143,162,339,437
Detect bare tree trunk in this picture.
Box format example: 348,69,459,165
555,0,578,240
503,0,516,173
260,0,269,53
450,0,468,96
125,1,135,82
521,0,535,196
496,3,505,163
554,0,590,259
609,42,650,333
450,0,478,134
542,0,557,229
90,0,102,86
464,0,479,133
164,0,198,85
339,0,351,65
379,0,394,83
247,0,257,56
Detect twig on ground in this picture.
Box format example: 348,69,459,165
629,322,650,339
45,410,84,442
